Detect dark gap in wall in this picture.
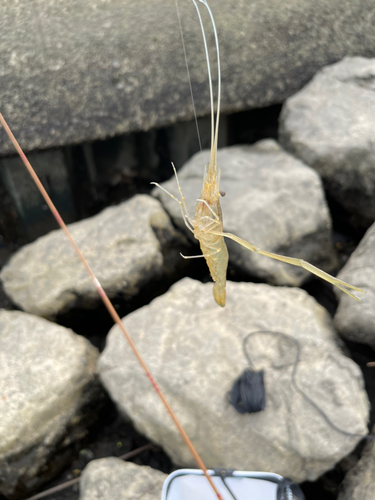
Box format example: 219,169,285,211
227,103,282,145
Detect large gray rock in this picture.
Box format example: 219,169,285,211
334,223,375,346
279,57,375,226
79,459,166,500
2,1,375,154
0,195,183,318
153,140,337,286
0,310,100,498
338,428,375,500
99,278,369,483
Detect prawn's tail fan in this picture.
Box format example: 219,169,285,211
213,282,226,307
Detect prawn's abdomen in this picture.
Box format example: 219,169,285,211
199,234,228,307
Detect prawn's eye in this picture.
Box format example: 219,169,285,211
219,190,226,197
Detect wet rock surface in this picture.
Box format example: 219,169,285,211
2,1,375,154
334,222,375,346
99,278,369,483
79,459,166,500
153,140,337,287
0,310,101,499
279,57,375,227
0,195,184,319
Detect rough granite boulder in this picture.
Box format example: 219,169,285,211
79,459,166,500
0,310,100,499
153,140,337,287
2,1,375,154
334,222,375,346
99,278,369,483
279,57,375,227
0,195,183,318
338,427,375,500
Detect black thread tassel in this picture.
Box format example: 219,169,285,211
229,369,266,414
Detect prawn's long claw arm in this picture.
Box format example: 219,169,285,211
150,179,195,234
215,232,366,301
180,252,206,259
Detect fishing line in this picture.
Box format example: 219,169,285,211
175,0,203,152
229,330,375,440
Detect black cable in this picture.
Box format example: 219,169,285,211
220,477,237,500
230,330,375,440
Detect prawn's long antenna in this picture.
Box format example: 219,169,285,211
200,0,221,161
191,0,221,165
190,0,215,160
0,112,224,500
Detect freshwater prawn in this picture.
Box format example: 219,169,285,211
153,0,365,307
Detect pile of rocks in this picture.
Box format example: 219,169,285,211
1,57,375,500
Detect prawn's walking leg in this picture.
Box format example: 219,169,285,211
151,163,195,233
181,243,221,260
180,253,206,259
196,199,220,221
218,232,366,301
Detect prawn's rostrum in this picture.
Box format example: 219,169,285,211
153,0,365,307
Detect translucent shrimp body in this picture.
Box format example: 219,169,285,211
153,0,229,306
187,0,228,306
194,160,228,306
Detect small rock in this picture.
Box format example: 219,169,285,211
153,140,337,286
99,278,369,483
279,57,375,227
337,427,375,500
0,195,182,318
334,222,375,345
0,310,100,499
79,458,166,500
